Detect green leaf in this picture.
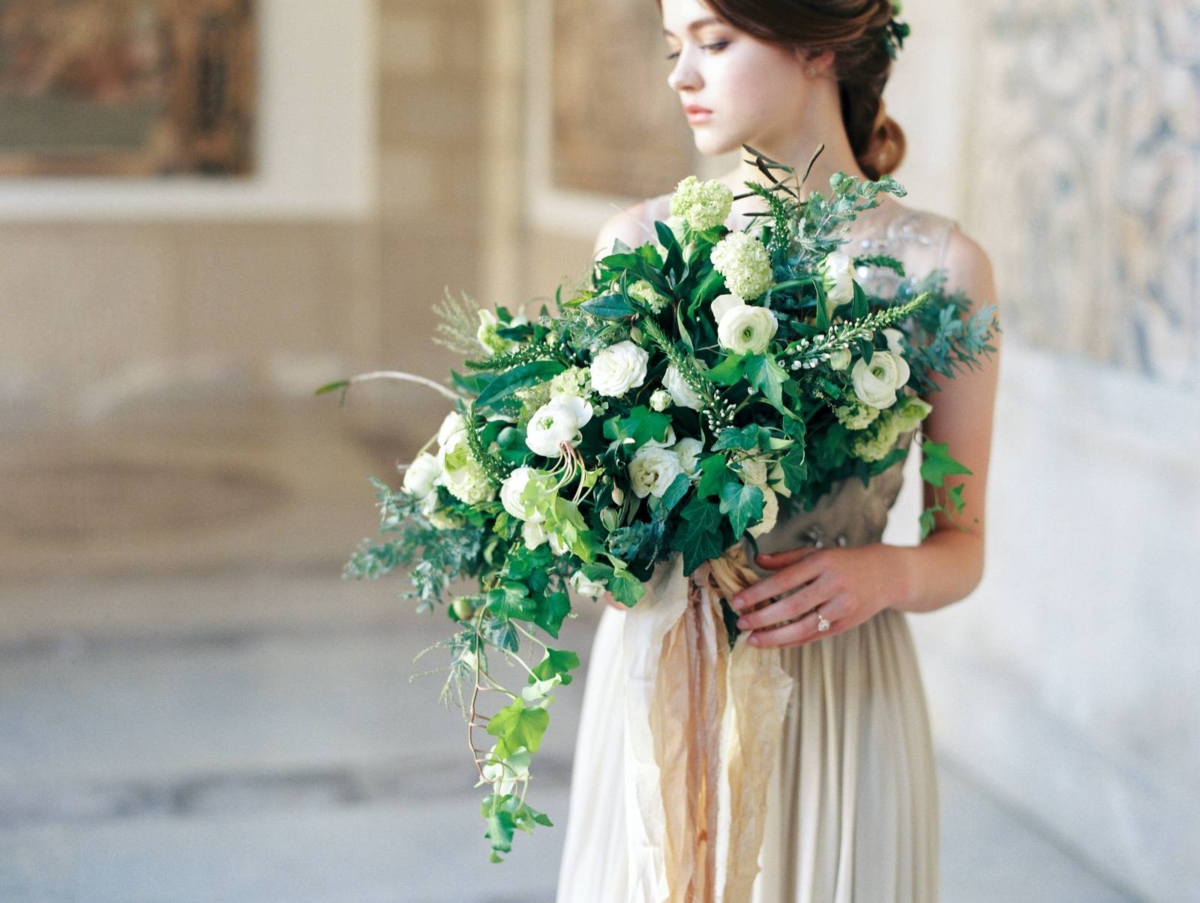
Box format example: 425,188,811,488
530,648,581,686
720,481,764,537
608,565,645,606
582,293,636,319
487,698,551,757
313,379,349,396
696,453,734,499
671,495,726,574
475,360,566,410
533,591,571,639
689,266,727,316
713,423,773,452
705,353,746,386
657,472,691,515
779,446,808,494
919,506,939,539
486,581,537,620
603,406,673,448
482,795,516,858
851,280,869,319
743,354,789,410
920,441,973,487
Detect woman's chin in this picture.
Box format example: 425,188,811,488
690,128,744,157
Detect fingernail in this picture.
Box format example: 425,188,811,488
736,618,748,629
730,598,742,610
748,634,759,645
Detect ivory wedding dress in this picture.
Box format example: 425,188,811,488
554,195,959,903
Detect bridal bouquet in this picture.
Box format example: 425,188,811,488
319,147,999,861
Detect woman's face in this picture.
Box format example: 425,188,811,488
660,0,817,156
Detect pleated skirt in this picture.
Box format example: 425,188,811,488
554,603,940,903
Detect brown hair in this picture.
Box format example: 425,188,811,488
658,0,906,180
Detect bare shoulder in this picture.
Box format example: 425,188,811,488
592,193,673,260
941,223,997,310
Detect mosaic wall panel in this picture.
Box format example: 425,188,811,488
551,0,695,200
966,0,1199,390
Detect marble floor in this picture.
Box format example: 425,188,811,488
0,404,1144,903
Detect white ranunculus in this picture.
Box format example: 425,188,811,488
674,437,704,478
717,305,778,355
628,445,684,499
851,351,910,409
882,327,906,355
522,520,548,550
738,457,769,487
650,389,672,412
570,569,606,599
590,340,649,397
438,411,467,446
820,251,856,318
663,364,703,411
402,452,441,500
710,292,745,325
525,395,593,457
828,347,852,371
500,466,548,523
748,487,779,538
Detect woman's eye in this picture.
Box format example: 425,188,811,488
665,42,727,61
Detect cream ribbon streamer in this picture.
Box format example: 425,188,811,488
623,544,797,903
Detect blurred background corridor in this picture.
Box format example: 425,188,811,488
1,1,1196,901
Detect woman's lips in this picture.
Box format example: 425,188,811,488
685,106,713,124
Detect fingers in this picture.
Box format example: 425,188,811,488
735,574,832,632
747,594,852,648
755,546,823,570
731,549,827,611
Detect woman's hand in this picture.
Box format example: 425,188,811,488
728,543,912,649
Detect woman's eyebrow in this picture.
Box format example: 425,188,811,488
662,16,723,37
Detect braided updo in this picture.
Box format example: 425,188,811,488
659,0,906,180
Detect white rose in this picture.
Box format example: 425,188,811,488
748,487,779,538
590,340,649,397
717,305,778,355
650,389,672,412
500,466,547,523
628,445,684,499
674,437,704,478
522,520,548,550
402,452,441,500
710,292,745,325
828,347,852,371
882,327,906,355
437,411,467,446
851,351,910,409
570,569,606,599
663,364,703,411
525,395,593,457
820,251,855,318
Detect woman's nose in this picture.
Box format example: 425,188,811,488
667,49,701,93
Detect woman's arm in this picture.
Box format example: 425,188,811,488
892,227,1003,614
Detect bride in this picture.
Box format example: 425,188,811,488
555,1,1001,901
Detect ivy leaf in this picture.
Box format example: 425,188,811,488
671,495,726,574
533,591,571,639
530,648,581,686
779,446,809,494
742,354,790,410
487,698,551,757
608,565,645,606
719,481,764,538
657,472,691,515
714,423,773,452
697,453,734,499
920,441,973,487
486,581,537,620
705,353,746,386
482,795,516,860
603,406,672,448
919,506,939,539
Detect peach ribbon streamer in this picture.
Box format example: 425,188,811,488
622,545,796,903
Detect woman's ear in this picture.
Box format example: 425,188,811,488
798,47,835,77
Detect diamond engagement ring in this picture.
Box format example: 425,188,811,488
816,609,832,632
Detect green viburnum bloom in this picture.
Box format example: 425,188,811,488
893,395,933,432
668,175,734,231
852,411,904,462
834,398,882,431
627,279,671,313
711,232,773,300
